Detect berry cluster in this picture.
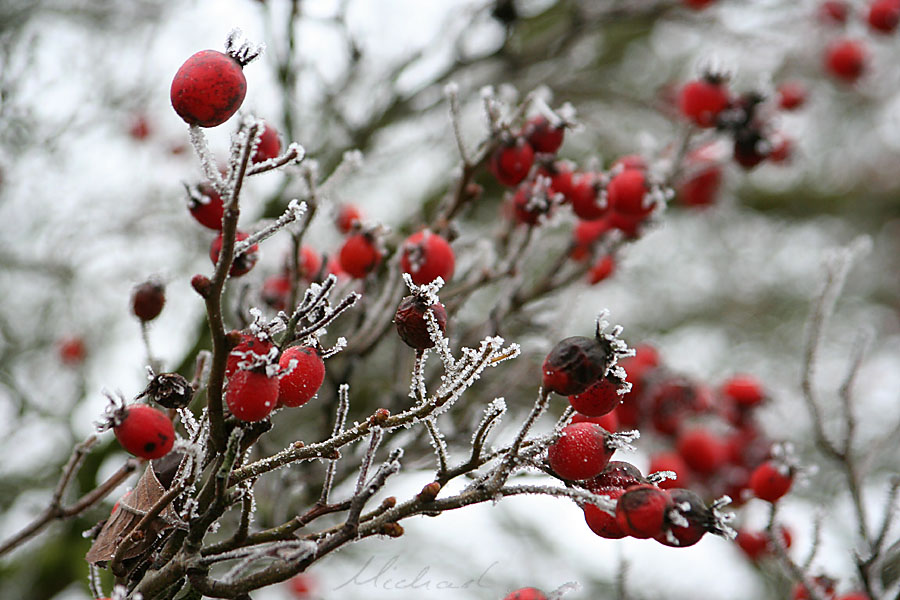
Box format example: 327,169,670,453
819,0,900,84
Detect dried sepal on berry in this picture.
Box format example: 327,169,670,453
138,369,193,409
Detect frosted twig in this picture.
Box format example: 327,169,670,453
445,82,470,164
424,418,449,474
490,390,551,486
409,349,428,404
471,398,506,459
497,484,616,513
838,331,870,456
234,200,308,257
320,385,350,506
188,125,227,193
246,142,306,176
344,446,402,533
803,511,824,571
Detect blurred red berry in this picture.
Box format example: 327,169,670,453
335,204,362,234
490,139,535,187
648,451,691,489
778,81,807,111
820,0,849,23
131,280,166,322
503,588,547,600
868,0,900,33
677,428,726,475
210,230,259,277
339,232,382,279
58,336,87,366
523,115,565,154
569,172,607,221
252,121,281,163
587,255,616,285
401,230,455,285
749,460,793,502
679,78,730,128
825,39,867,83
187,183,225,230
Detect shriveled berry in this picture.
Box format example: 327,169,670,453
523,115,565,154
677,428,727,475
749,460,793,502
569,172,607,221
733,128,770,169
141,372,193,410
615,484,672,539
542,336,610,396
656,488,711,547
252,121,281,163
278,346,325,408
548,422,615,481
394,295,448,350
490,139,535,187
339,232,382,279
584,487,627,538
131,280,166,322
171,50,247,127
210,231,259,277
825,39,867,84
569,376,622,417
187,183,225,230
226,369,279,421
679,78,730,128
503,588,547,600
400,230,455,285
114,404,175,459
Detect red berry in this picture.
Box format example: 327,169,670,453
210,231,259,277
572,409,619,432
278,346,325,408
868,0,900,32
584,487,627,539
252,121,281,163
339,232,382,279
131,280,166,322
114,404,175,459
335,204,362,234
226,333,275,379
490,139,535,187
187,183,225,230
825,39,867,84
778,81,807,111
587,460,645,490
792,576,837,600
569,172,607,221
656,488,710,547
677,428,726,475
298,245,323,280
171,50,247,127
394,295,448,350
678,78,730,128
58,336,87,365
128,114,151,140
512,180,554,225
612,155,647,171
836,593,870,600
683,0,716,8
542,336,611,396
571,218,610,261
615,484,672,539
523,115,565,154
735,529,769,561
769,135,792,164
227,369,279,421
722,374,766,408
503,588,547,600
288,573,317,599
607,211,644,238
261,274,291,311
548,422,616,481
538,160,576,200
569,377,622,417
400,230,455,285
587,255,616,285
820,0,849,23
648,451,690,489
749,460,793,502
648,378,707,436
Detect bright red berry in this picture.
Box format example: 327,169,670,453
523,115,565,154
678,78,730,128
226,333,275,379
569,376,622,417
187,183,225,230
278,346,325,408
252,121,281,163
298,245,323,280
648,451,690,490
572,409,619,433
825,39,867,84
677,428,727,475
400,230,455,285
226,369,279,421
584,486,627,539
542,336,611,396
503,588,547,600
171,50,249,127
868,0,900,32
678,163,721,208
722,374,766,408
569,172,607,221
210,231,259,277
587,255,616,285
749,460,793,502
394,295,448,350
131,280,166,322
339,232,382,279
490,139,535,187
778,81,807,111
548,422,616,481
571,218,610,261
538,160,576,199
335,204,363,234
58,336,87,366
114,404,175,459
615,484,672,539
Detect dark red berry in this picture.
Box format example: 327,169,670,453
226,369,279,421
648,377,707,436
336,204,362,234
569,172,607,221
569,377,622,417
187,183,225,230
400,230,455,285
394,295,448,350
541,336,611,396
584,486,627,539
490,139,535,187
131,280,166,322
587,255,616,285
210,230,259,277
278,346,325,408
683,0,716,8
825,39,867,84
171,50,247,127
252,121,281,163
615,483,672,539
503,588,547,600
868,0,900,33
523,115,565,154
679,78,730,128
648,451,690,490
586,460,645,490
512,180,554,225
677,428,727,475
339,232,382,279
114,404,175,459
548,422,616,481
733,128,770,170
749,460,793,502
656,488,711,547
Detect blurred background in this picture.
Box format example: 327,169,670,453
0,0,898,599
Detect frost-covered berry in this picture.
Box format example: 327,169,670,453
586,460,645,490
678,77,731,128
171,49,250,127
503,587,547,600
339,232,382,279
400,230,455,286
394,295,448,350
615,484,672,539
226,333,275,379
141,372,193,410
548,422,616,481
542,336,610,396
227,369,279,421
584,487,627,539
210,230,259,277
569,172,607,221
187,183,225,230
490,139,535,187
131,279,166,322
252,121,282,163
568,376,622,417
825,39,867,83
278,346,325,408
749,460,793,502
656,488,711,547
523,115,565,154
113,404,175,459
